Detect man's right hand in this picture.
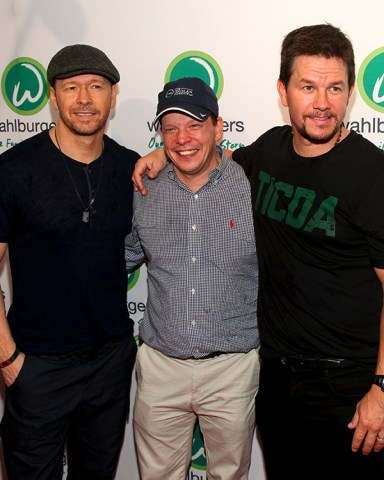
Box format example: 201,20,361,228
1,351,25,387
132,148,167,196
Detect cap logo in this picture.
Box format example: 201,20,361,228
165,88,174,98
165,87,194,99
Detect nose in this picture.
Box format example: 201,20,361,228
313,89,330,110
76,86,92,105
176,127,191,145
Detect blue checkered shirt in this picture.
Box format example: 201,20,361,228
125,147,259,358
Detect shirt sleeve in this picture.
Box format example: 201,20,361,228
124,219,145,271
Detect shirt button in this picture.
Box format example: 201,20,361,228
191,288,196,295
192,256,196,263
191,320,196,326
192,224,197,231
194,347,200,353
194,194,199,200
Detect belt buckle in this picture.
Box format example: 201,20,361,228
282,354,349,370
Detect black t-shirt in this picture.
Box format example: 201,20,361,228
0,130,140,354
233,126,384,361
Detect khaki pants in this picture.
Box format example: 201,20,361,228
133,343,260,480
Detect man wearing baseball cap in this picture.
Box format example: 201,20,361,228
125,77,260,479
0,44,138,479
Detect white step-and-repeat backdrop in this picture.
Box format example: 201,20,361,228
1,0,384,478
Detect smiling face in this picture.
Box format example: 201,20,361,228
50,74,116,137
278,55,354,155
161,112,223,189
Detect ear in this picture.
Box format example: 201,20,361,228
215,116,224,142
347,83,355,103
50,86,59,111
110,84,117,109
277,79,288,108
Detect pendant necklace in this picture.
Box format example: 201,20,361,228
54,128,104,223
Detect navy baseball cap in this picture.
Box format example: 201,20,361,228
154,77,218,124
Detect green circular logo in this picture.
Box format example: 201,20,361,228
127,269,140,291
165,51,224,100
191,423,206,470
357,47,384,113
1,57,49,115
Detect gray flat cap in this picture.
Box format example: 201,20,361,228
47,44,120,85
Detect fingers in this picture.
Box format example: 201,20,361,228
134,184,148,195
351,428,367,452
348,412,359,430
132,148,167,196
132,171,145,190
132,166,162,196
374,433,384,452
132,168,148,196
352,427,384,454
1,351,25,387
132,175,147,195
5,374,15,387
147,167,162,179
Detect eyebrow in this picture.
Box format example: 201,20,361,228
298,77,346,86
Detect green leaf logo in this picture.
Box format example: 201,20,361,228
357,47,384,113
1,57,49,115
165,51,224,100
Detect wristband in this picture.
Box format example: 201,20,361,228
0,347,20,369
373,375,384,392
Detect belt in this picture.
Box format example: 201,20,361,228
281,355,356,370
36,337,123,364
189,352,226,360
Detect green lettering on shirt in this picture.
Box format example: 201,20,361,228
256,170,338,237
304,196,338,237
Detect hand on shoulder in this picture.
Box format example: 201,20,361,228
132,148,167,195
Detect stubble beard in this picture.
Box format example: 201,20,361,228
297,116,340,145
60,113,108,137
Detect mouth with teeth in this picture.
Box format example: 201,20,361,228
307,113,336,125
178,149,198,156
75,111,96,117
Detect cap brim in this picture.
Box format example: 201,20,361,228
154,106,211,124
51,69,118,85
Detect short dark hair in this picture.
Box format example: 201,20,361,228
279,24,355,88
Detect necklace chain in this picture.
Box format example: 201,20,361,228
334,126,343,147
54,128,104,223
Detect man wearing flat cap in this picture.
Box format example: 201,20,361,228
0,44,138,479
125,77,260,479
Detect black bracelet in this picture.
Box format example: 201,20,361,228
0,347,20,369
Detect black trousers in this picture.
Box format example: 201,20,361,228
256,356,384,480
1,335,137,480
